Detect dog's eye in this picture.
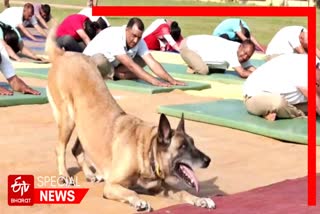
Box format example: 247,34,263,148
179,143,186,150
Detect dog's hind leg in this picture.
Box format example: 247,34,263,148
56,104,75,177
71,138,101,182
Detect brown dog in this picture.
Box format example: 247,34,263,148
46,29,215,212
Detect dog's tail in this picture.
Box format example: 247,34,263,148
45,26,64,62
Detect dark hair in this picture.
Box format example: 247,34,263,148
0,22,20,53
170,21,181,41
23,3,34,14
5,30,20,53
84,19,97,40
41,4,51,22
242,27,251,39
95,17,109,30
127,17,144,31
242,39,255,50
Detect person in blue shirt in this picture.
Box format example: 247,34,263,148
213,18,265,53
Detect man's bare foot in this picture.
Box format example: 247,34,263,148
20,86,41,95
7,75,41,95
264,112,276,121
0,86,13,95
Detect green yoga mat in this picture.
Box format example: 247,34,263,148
158,99,316,145
0,84,48,107
106,80,210,94
16,68,49,80
15,68,210,94
146,59,266,84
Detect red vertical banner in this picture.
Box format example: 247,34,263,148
92,5,316,206
307,7,317,206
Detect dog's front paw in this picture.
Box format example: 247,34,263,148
133,199,152,212
195,198,216,209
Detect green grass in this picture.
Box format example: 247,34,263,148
1,0,319,46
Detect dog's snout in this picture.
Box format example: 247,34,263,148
202,156,211,168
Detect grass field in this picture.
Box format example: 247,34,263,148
2,0,319,46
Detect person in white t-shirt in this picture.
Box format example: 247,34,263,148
265,26,318,60
243,54,308,121
0,3,47,42
0,42,40,95
180,35,256,78
83,17,185,87
79,7,110,29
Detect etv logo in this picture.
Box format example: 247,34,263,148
8,175,34,206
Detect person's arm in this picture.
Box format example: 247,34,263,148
297,86,308,99
235,31,248,42
76,29,91,45
17,24,39,41
33,24,47,37
35,14,49,29
293,45,307,54
0,40,24,61
19,41,47,62
250,35,265,53
233,65,256,78
116,54,171,87
163,34,180,52
142,53,185,85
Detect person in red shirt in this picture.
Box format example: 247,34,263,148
143,19,183,53
56,14,99,52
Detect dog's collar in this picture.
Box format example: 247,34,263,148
151,143,165,180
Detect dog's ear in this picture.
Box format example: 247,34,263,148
158,114,172,145
176,113,185,132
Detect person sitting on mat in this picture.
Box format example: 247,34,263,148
212,18,265,53
243,53,308,121
56,14,102,52
266,26,320,60
0,21,47,62
0,3,47,42
180,35,256,78
83,17,185,87
0,42,40,95
142,18,183,53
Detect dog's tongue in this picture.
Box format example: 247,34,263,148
180,164,199,192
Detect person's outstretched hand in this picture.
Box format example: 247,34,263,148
152,79,171,87
169,79,186,86
35,56,49,63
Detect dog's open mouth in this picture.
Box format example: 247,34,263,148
175,163,199,192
